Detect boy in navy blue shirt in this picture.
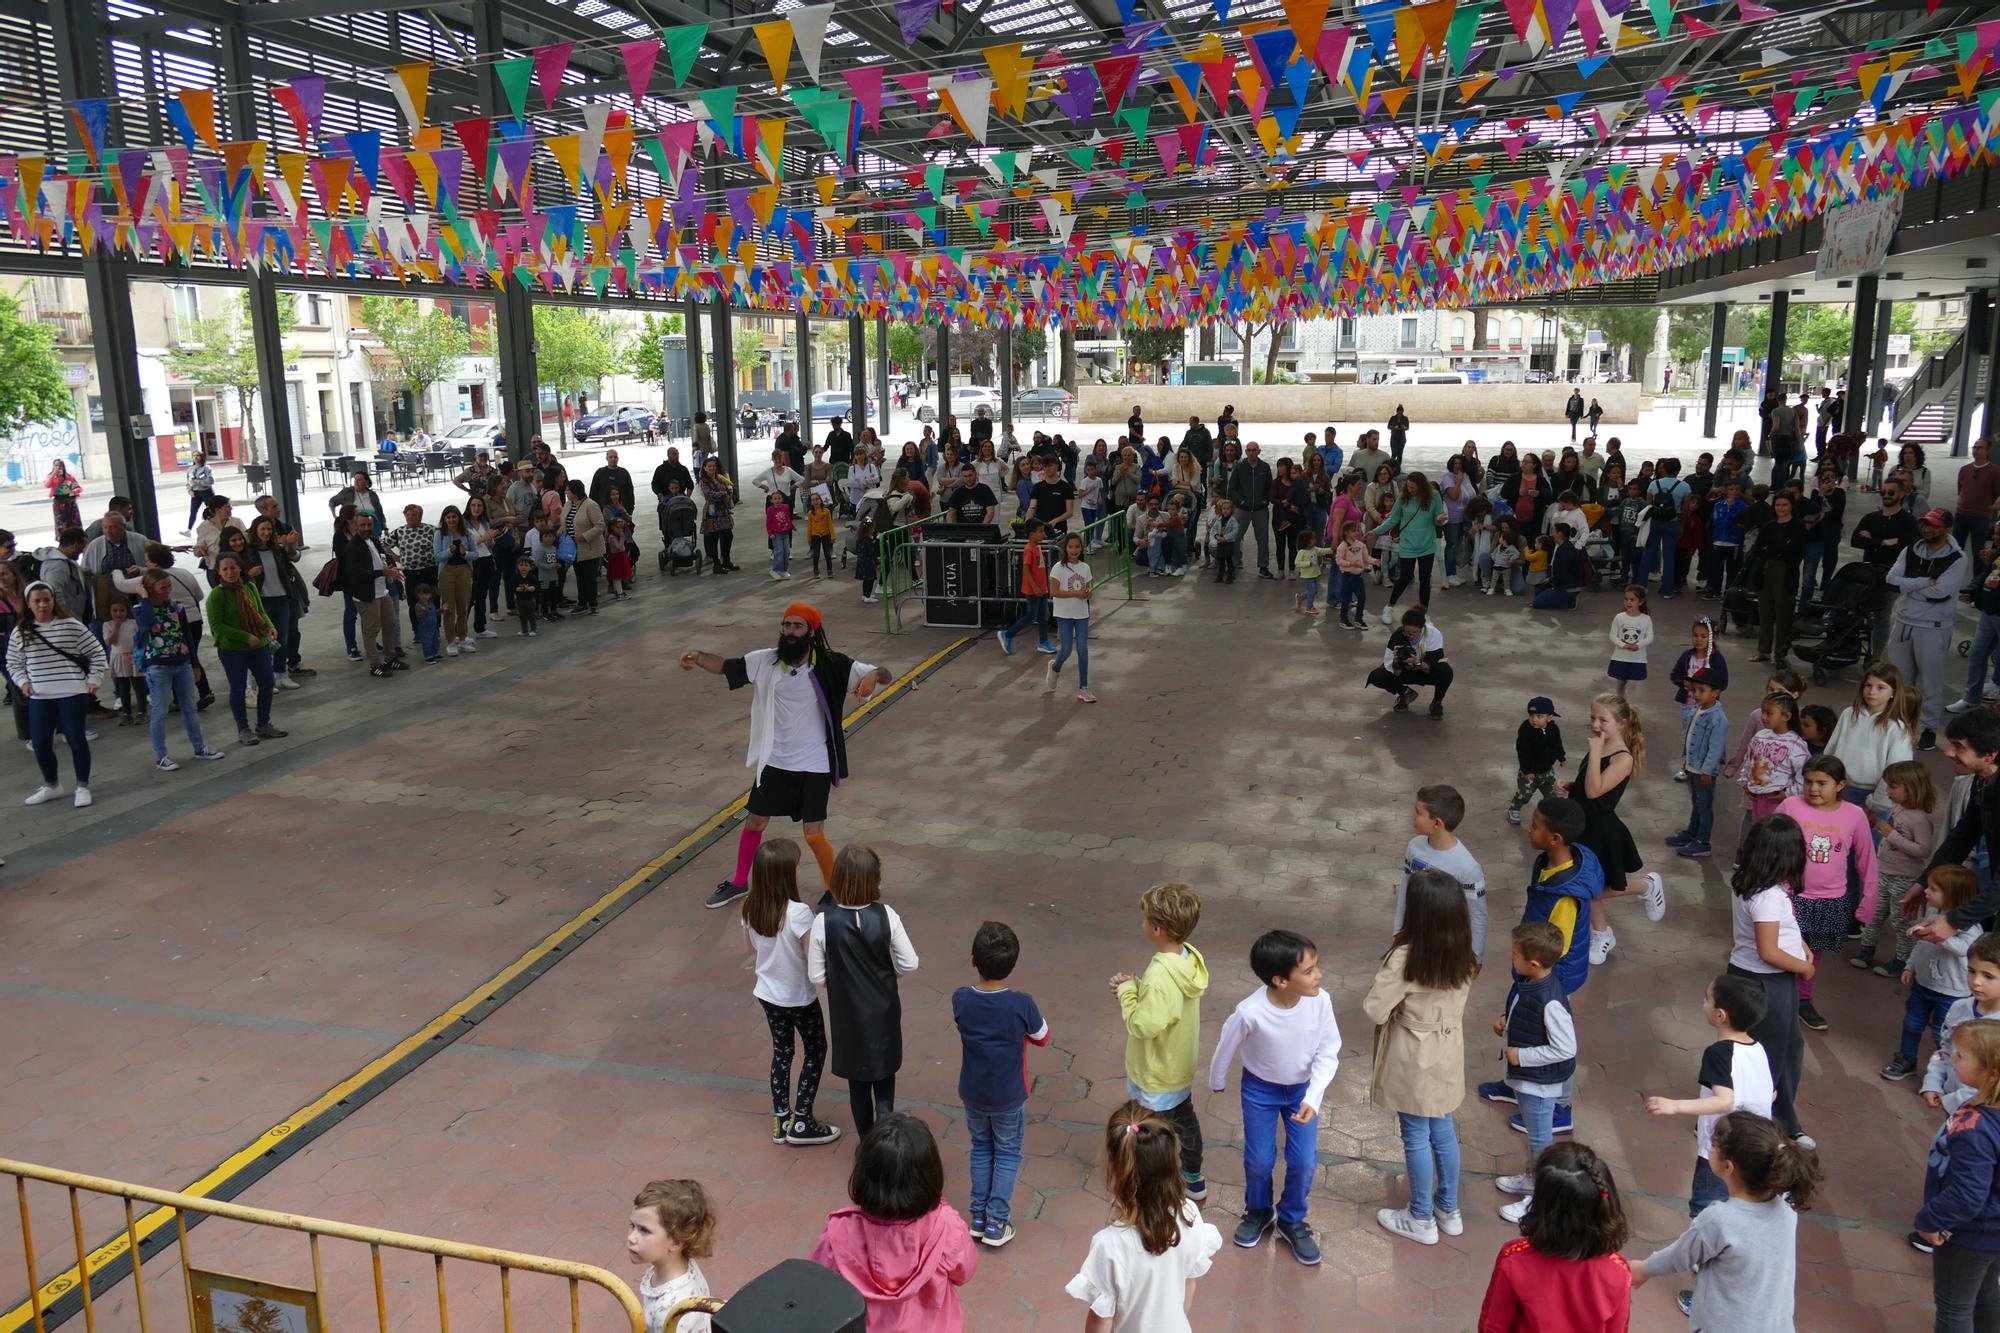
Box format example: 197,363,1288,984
952,921,1050,1248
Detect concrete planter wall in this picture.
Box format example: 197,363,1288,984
1077,382,1643,427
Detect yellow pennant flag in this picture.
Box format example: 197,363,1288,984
755,118,785,182
753,20,794,92
545,134,582,193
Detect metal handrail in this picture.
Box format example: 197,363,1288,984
0,1158,645,1333
1892,328,1965,438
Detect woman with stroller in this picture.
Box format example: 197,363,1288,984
697,457,740,574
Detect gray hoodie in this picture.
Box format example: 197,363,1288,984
31,547,89,619
1889,534,1967,631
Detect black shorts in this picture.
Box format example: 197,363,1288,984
748,766,833,823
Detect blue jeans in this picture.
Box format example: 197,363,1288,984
1004,594,1049,644
771,531,791,574
1335,570,1366,620
1901,981,1959,1062
965,1104,1026,1230
26,693,91,786
1641,519,1683,593
1684,773,1716,843
1147,536,1165,571
1395,1112,1460,1220
1516,1090,1556,1164
342,593,359,653
1053,617,1089,687
1299,576,1318,609
1242,1071,1315,1223
1689,1156,1730,1217
1441,519,1463,578
1798,539,1839,606
216,646,275,730
145,662,206,759
1963,611,2000,706
262,597,295,674
1530,584,1578,609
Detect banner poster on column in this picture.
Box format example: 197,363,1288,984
1815,193,1905,280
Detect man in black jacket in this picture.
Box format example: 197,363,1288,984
1852,475,1918,653
1181,415,1213,470
1909,707,2000,943
1227,442,1275,577
1387,405,1411,469
824,415,854,467
588,449,637,512
339,511,406,676
651,449,695,503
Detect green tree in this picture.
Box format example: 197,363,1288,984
885,322,925,377
359,295,470,434
1012,326,1047,377
533,306,617,448
1666,307,1714,374
159,292,299,465
1557,306,1659,375
1792,304,1854,370
0,292,78,437
731,326,769,382
1126,327,1185,380
621,311,685,404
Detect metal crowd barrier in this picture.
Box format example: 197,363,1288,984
876,508,1132,634
1,1158,645,1333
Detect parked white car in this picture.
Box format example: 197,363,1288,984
916,385,1001,422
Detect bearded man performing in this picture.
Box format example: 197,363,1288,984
680,603,891,909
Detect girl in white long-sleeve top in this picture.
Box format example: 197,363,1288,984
1607,587,1654,699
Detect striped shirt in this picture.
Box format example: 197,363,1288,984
5,617,109,698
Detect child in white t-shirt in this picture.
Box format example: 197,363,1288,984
627,1179,716,1333
1066,1102,1223,1333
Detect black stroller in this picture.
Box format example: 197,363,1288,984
1790,563,1887,684
659,494,701,575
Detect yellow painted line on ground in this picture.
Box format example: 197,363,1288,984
0,635,971,1333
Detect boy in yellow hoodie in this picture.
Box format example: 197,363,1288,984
1110,881,1211,1198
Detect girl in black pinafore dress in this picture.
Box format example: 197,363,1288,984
809,845,920,1138
1560,694,1663,966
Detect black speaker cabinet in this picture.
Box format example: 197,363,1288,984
712,1259,865,1333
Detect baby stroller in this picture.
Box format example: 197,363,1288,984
658,494,701,575
1791,563,1887,684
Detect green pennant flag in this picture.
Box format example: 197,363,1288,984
665,24,709,87
699,85,738,137
1445,1,1487,74
591,266,610,297
1066,145,1096,173
993,151,1017,186
1116,104,1152,149
804,96,853,159
496,56,534,120
915,204,937,232
643,135,674,183
924,163,945,201
1646,0,1673,37
1124,189,1146,210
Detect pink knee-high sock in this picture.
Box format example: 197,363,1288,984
1798,949,1817,1001
732,826,765,886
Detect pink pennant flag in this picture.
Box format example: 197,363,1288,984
844,65,888,130
620,40,661,108
533,43,574,111
894,71,932,113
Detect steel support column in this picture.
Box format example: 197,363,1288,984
222,20,302,531
1702,302,1727,439
795,312,814,451
1985,294,2000,447
1867,299,1893,434
1955,288,1990,457
1845,277,1880,447
710,299,736,480
876,315,892,443
684,296,705,435
49,0,157,537
936,324,951,436
476,0,537,460
999,325,1015,440
1762,290,1790,406
848,314,867,435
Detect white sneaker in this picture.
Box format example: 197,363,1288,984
459,639,477,653
1380,605,1397,626
1642,871,1667,923
1495,1173,1535,1196
1499,1196,1533,1223
1445,575,1465,588
23,784,62,805
1590,928,1616,965
1985,685,2000,701
1077,688,1097,703
476,629,499,639
1375,1208,1438,1246
860,594,879,604
155,756,180,772
768,570,785,581
445,643,460,656
1949,698,1978,714
276,674,300,690
1436,1209,1464,1237
72,784,92,808
1483,585,1495,596
1503,586,1515,596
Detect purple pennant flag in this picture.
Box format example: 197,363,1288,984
1115,18,1166,54
433,148,464,207
725,185,752,232
1541,0,1583,44
671,186,703,230
896,0,938,45
1644,86,1667,115
496,140,535,195
1053,65,1098,122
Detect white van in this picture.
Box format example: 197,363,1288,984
1381,369,1469,386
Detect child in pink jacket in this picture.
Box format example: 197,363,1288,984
810,1114,977,1332
1776,754,1878,1034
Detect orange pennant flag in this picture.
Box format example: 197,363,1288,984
1279,0,1331,55
176,88,220,153
753,21,794,91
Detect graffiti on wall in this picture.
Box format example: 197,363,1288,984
0,418,80,487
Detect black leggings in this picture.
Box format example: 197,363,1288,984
705,531,734,568
1730,964,1804,1136
1934,1241,2000,1331
1387,552,1435,608
760,999,827,1123
573,556,600,610
1159,1097,1204,1181
848,1076,896,1138
471,556,493,631
1367,663,1455,705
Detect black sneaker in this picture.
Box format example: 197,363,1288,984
1847,920,1865,940
1181,1173,1207,1201
1920,729,1938,751
705,880,748,910
786,1117,841,1146
1799,1000,1829,1031
1233,1209,1274,1248
289,666,318,678
1909,1231,1937,1255
771,1114,788,1145
1850,949,1876,969
388,658,410,671
1428,700,1444,720
347,649,363,661
1275,1219,1321,1266
1394,688,1415,711
1882,1054,1918,1081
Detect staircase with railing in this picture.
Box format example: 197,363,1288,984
1891,329,1988,449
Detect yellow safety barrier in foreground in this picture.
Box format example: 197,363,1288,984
1,1158,645,1333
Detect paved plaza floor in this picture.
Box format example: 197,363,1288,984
0,445,1955,1330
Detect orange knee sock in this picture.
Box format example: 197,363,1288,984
804,831,837,889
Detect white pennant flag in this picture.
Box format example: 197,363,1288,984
942,76,993,145
579,103,612,187
788,5,835,84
